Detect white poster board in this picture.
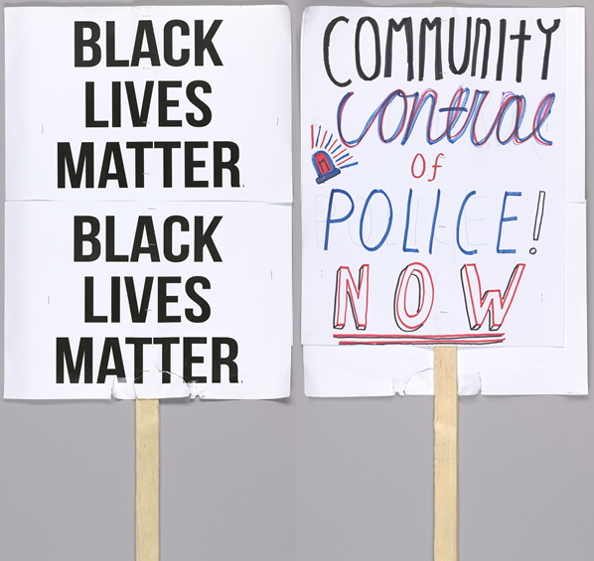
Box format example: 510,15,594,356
5,6,293,399
301,7,586,395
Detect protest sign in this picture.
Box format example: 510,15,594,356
5,6,293,400
301,9,585,559
301,7,586,396
6,6,293,558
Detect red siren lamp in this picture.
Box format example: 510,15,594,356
312,150,341,184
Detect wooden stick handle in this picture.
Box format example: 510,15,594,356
434,346,458,561
136,399,160,561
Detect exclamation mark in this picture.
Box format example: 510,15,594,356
529,191,546,255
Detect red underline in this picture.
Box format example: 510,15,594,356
334,333,505,339
338,338,505,346
334,332,505,346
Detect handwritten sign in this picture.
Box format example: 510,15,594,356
301,7,586,395
303,7,567,348
5,6,292,399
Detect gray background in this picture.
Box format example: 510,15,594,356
1,0,592,560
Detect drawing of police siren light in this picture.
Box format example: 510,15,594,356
310,124,357,184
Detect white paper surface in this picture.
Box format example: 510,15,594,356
5,6,292,204
5,202,292,399
301,7,586,395
4,6,293,399
305,202,586,396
